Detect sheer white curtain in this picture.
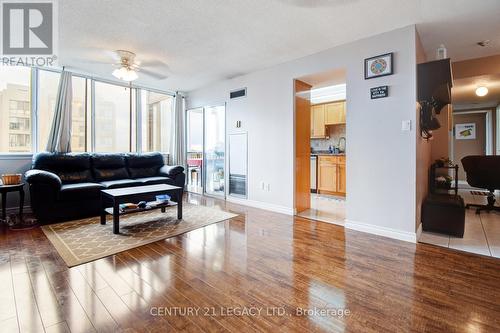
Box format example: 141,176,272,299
46,71,72,152
172,93,186,166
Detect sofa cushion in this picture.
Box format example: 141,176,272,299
93,168,129,181
91,154,129,181
58,182,104,201
99,179,143,189
58,170,94,184
126,153,164,178
135,176,171,185
33,152,93,184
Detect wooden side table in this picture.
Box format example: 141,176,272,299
0,183,25,222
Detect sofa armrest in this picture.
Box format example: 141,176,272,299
159,165,184,178
25,169,62,190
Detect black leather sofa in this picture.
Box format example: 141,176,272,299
25,152,185,223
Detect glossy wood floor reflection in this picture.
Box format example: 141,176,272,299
1,193,500,333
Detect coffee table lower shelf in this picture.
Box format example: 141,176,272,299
100,184,184,235
103,202,178,216
102,201,182,234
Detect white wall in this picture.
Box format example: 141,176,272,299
188,25,420,240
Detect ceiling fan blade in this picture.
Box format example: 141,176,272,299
103,50,121,62
139,59,169,68
139,68,168,80
74,58,111,65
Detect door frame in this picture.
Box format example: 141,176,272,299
450,109,493,160
450,110,494,157
293,79,312,214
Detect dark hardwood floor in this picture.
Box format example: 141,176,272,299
1,193,499,332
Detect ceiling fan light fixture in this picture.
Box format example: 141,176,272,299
112,66,138,81
112,67,125,79
475,86,488,97
122,68,138,81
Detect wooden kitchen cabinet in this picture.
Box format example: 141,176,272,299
311,101,346,138
325,101,346,125
311,104,326,138
337,163,346,193
318,155,346,196
318,157,337,192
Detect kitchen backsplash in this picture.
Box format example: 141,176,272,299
311,124,346,151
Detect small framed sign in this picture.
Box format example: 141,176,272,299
455,123,476,140
370,86,388,99
365,52,393,79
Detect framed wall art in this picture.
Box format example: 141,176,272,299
365,52,393,79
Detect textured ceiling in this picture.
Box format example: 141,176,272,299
58,0,500,92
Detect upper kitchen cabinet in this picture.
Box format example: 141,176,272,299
325,101,346,125
310,101,346,138
311,104,326,138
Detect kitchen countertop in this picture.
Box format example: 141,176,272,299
311,152,346,156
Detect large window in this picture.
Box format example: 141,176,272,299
37,70,60,150
141,91,174,153
0,66,32,153
0,67,173,154
71,76,90,152
37,72,90,152
94,82,136,152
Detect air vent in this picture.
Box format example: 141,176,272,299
230,88,246,99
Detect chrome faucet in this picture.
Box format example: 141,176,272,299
338,137,346,153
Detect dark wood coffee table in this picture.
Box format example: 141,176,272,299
100,184,183,234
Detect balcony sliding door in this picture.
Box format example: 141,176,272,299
203,105,225,197
186,105,226,197
186,108,204,194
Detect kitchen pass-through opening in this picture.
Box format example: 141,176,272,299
294,68,347,225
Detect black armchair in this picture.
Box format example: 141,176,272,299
461,155,500,214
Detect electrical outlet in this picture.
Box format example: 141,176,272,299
266,183,271,191
260,181,265,190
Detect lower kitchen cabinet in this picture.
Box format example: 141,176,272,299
318,155,346,196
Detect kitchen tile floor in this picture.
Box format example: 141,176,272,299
419,189,500,258
297,193,346,225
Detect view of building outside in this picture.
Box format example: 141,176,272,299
71,77,89,152
0,67,172,154
37,70,59,150
38,71,88,152
141,91,174,153
0,66,32,152
94,82,136,152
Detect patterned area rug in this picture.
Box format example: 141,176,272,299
470,190,490,196
42,203,237,267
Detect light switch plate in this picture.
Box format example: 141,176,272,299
401,120,412,131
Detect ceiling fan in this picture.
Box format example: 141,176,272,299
111,50,170,82
111,50,139,81
77,49,170,82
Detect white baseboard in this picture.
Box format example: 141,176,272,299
345,219,417,243
226,197,294,215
